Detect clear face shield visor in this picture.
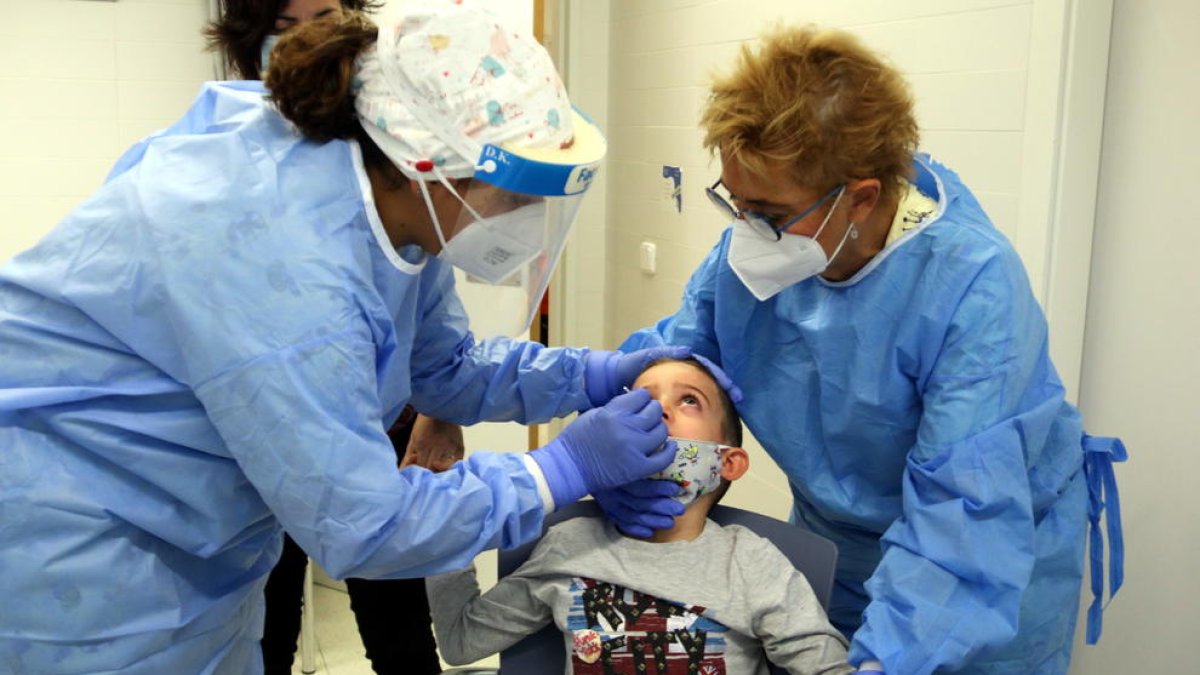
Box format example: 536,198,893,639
428,110,605,337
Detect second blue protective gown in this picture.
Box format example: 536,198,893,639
623,156,1119,674
0,82,591,674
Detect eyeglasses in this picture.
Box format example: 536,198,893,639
705,179,844,241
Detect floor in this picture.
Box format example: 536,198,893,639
289,572,499,675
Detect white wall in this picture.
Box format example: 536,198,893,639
1069,0,1200,670
0,0,214,263
554,0,610,352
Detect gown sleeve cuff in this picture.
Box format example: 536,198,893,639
521,453,556,514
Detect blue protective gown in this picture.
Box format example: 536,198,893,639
623,156,1124,674
0,82,592,674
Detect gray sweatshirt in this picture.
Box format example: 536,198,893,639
426,516,854,675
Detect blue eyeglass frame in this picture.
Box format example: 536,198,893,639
705,179,844,241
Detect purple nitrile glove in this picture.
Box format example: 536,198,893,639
689,353,743,404
529,389,675,508
594,479,687,538
584,346,692,407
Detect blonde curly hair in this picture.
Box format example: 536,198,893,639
701,25,919,204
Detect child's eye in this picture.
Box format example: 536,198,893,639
681,395,700,407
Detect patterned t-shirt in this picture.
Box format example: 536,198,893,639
427,516,853,675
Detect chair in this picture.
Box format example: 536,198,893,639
446,500,839,675
299,558,318,674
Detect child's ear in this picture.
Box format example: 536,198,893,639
720,447,749,481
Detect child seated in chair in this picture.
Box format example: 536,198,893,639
426,357,854,674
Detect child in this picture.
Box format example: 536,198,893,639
426,358,854,674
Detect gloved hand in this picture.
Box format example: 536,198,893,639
689,353,743,404
594,479,687,538
584,345,692,407
529,388,675,508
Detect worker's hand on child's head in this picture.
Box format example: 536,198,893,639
529,388,676,508
690,353,743,404
584,345,692,407
594,479,686,538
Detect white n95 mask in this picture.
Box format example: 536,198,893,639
417,179,548,285
648,438,728,506
437,201,547,285
727,187,855,301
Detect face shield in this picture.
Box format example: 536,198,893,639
356,17,606,336
411,110,605,336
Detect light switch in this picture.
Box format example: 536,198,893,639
640,241,657,274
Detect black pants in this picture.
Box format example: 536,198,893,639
260,409,442,675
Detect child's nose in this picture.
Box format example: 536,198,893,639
660,403,672,422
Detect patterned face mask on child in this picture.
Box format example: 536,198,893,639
648,438,728,505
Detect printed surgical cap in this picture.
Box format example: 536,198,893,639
353,0,576,179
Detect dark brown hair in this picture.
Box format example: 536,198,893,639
264,12,405,186
205,0,381,80
265,12,374,142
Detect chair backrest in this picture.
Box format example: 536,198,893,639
496,500,839,674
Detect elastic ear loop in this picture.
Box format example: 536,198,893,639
827,221,859,266
813,186,858,267
807,185,846,243
415,164,487,252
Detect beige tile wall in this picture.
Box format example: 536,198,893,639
0,0,214,263
553,0,613,351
